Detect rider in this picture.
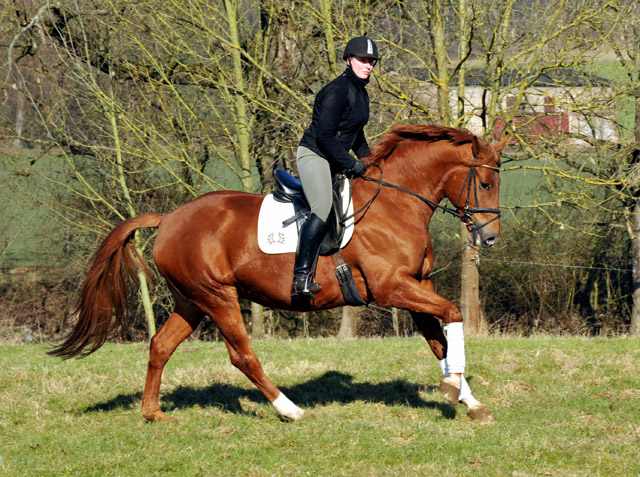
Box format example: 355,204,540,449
291,35,378,301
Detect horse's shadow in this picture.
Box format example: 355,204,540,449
85,370,459,419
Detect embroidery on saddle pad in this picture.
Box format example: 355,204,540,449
257,182,355,255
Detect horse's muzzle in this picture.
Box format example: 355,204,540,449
469,220,501,247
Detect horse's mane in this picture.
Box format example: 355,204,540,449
368,124,480,164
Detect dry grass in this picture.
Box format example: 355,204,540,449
1,336,639,476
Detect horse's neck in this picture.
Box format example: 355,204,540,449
378,150,452,203
355,152,453,226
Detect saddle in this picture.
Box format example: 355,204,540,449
273,168,347,257
272,168,366,306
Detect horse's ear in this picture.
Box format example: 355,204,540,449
493,136,509,153
471,135,481,157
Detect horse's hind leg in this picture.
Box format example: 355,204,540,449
198,286,305,420
411,311,494,422
141,296,204,422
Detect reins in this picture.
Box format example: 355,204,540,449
342,162,501,233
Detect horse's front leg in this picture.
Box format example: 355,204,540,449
377,276,465,389
405,306,465,405
411,310,494,422
373,271,492,421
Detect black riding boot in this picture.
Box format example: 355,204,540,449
291,213,327,300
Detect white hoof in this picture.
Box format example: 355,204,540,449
273,393,305,420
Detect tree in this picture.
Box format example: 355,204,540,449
592,0,640,334
2,0,638,339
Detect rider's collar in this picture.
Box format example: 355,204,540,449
344,65,370,87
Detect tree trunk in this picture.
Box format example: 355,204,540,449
337,306,358,339
225,0,266,337
630,81,640,335
460,223,483,334
630,199,640,335
251,302,266,339
392,308,399,337
456,0,469,122
456,0,482,335
302,312,309,338
318,0,338,77
13,91,25,148
108,92,156,338
430,0,452,125
224,0,253,192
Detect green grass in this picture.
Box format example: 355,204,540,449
1,336,639,476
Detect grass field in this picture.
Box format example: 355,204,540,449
1,336,638,476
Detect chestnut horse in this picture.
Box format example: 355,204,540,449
49,125,506,423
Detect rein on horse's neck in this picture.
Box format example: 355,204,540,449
349,145,500,226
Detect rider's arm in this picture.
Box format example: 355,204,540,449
352,129,370,159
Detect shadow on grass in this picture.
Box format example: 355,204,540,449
85,370,460,419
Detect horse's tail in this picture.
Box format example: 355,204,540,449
48,213,163,359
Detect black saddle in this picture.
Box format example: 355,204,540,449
273,168,347,256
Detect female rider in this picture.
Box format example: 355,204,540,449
291,36,378,300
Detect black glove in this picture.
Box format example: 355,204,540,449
347,160,367,178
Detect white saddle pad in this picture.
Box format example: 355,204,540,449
257,181,355,255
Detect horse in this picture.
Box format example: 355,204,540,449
49,124,507,423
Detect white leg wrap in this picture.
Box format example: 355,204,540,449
444,322,466,374
439,359,473,402
273,393,305,420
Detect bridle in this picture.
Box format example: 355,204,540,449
453,162,502,243
344,160,501,242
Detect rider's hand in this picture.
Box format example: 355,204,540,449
347,160,368,178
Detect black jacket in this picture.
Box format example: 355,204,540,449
299,67,370,174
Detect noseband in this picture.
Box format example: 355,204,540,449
454,164,501,242
347,161,501,237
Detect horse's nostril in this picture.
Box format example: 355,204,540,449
484,237,497,247
483,237,500,247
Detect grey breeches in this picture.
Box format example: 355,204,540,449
296,146,333,222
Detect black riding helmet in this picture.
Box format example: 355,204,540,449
343,36,379,62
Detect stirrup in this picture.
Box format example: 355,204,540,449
291,273,322,300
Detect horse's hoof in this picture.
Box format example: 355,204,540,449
280,408,306,421
143,410,177,423
467,405,495,423
273,393,306,421
439,378,460,406
280,410,314,422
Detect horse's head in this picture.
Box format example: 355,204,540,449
367,125,507,247
449,135,507,248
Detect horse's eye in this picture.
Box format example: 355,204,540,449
480,182,491,191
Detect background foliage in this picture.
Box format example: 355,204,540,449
1,0,639,341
